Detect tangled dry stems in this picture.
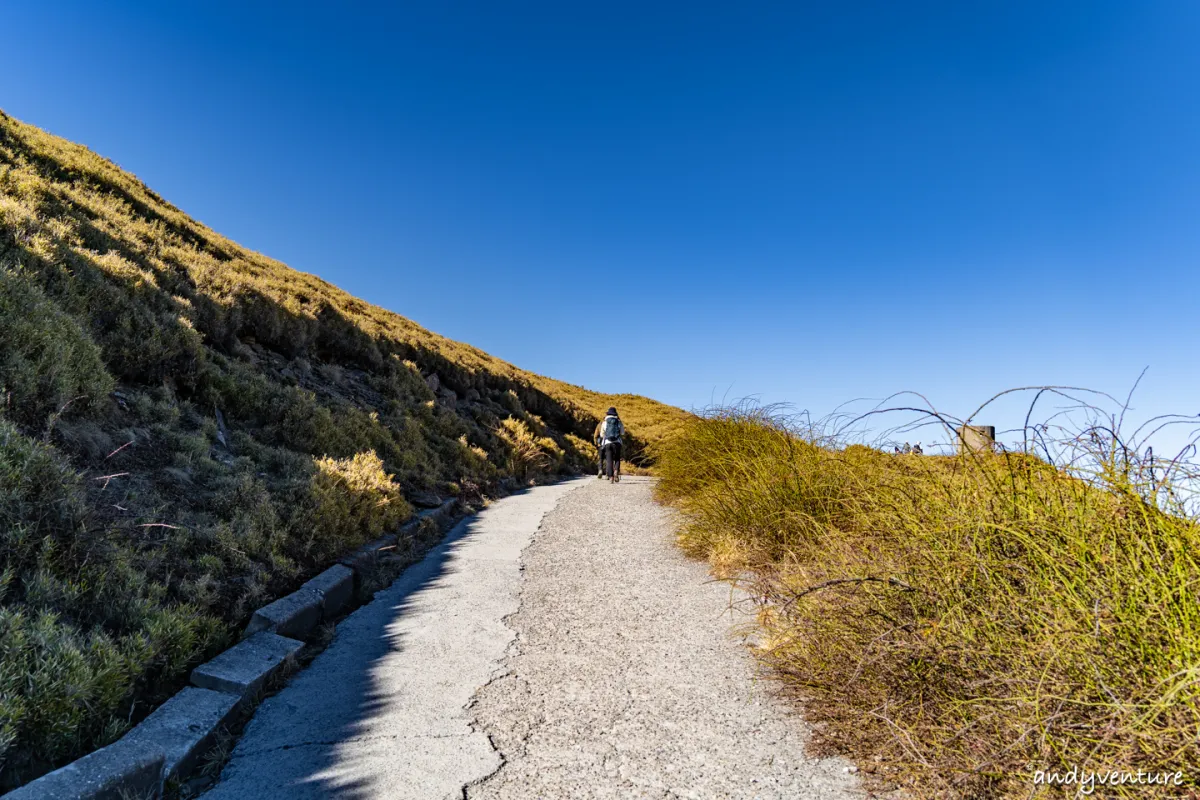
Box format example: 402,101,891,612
653,397,1200,798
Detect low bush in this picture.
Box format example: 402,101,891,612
496,417,552,479
0,268,113,428
0,419,224,779
302,451,412,562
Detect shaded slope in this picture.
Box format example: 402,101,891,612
0,109,690,788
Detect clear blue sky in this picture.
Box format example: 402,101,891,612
4,1,1198,452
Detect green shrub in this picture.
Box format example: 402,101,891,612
0,419,87,570
0,420,226,786
496,417,550,479
0,268,113,428
299,451,412,562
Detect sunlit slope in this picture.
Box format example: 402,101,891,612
0,110,687,447
0,109,690,788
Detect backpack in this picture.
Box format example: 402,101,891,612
602,416,622,441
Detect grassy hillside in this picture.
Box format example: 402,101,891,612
653,406,1199,798
0,109,690,788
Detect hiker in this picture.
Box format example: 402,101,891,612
594,406,624,481
912,442,923,455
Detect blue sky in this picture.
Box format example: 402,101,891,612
3,1,1199,453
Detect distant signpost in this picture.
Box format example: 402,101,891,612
957,425,996,454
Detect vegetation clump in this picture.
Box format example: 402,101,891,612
653,402,1200,798
0,109,689,788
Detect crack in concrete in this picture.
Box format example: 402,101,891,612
456,511,556,799
457,731,507,800
231,732,473,760
450,478,866,799
197,480,589,800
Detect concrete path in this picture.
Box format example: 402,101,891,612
201,477,862,800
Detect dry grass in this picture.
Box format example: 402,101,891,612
0,108,688,788
653,401,1200,798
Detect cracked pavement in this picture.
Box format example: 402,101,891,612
200,480,583,800
200,477,863,799
464,477,862,799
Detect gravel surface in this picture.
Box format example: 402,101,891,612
466,476,863,799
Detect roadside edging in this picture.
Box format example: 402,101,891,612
3,498,464,800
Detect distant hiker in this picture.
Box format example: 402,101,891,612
594,406,624,482
593,418,605,476
912,442,923,455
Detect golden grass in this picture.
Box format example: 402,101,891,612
653,405,1200,798
0,108,689,787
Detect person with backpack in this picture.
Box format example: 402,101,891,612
593,406,624,481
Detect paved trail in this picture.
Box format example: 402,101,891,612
202,477,862,800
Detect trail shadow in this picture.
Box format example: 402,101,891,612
205,485,540,800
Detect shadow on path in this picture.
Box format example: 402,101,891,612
202,482,582,800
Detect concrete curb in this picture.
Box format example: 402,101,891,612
126,688,240,783
301,564,355,620
191,632,305,701
338,533,396,575
244,589,322,639
339,499,459,589
4,497,466,800
1,737,164,800
252,500,459,640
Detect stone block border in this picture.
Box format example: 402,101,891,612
5,498,463,800
191,632,305,700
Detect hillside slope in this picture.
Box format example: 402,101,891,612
0,110,690,787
